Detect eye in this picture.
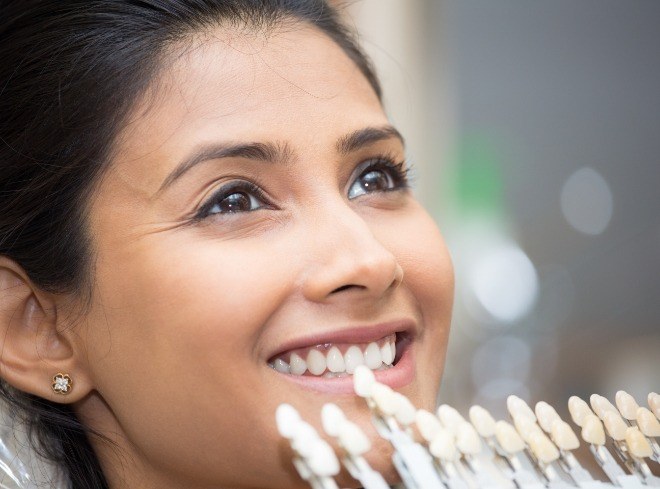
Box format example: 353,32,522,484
347,157,410,199
196,182,269,220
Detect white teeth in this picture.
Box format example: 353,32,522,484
344,345,365,374
381,341,395,365
273,358,290,374
568,396,593,427
364,342,383,369
581,414,606,446
273,335,398,377
306,349,326,375
326,346,345,373
290,353,307,375
551,420,580,451
625,426,653,459
615,390,639,420
636,407,660,437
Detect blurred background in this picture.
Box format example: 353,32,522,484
343,0,660,421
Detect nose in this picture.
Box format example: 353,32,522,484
300,202,404,303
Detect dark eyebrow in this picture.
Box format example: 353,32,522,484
336,125,405,155
156,141,294,195
156,125,404,196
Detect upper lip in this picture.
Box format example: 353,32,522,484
265,318,416,361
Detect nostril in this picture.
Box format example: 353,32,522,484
330,284,364,294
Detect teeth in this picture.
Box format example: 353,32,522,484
271,335,397,377
392,392,417,427
429,428,458,462
381,341,395,365
364,342,383,369
337,420,371,456
372,383,398,416
615,390,639,420
326,346,345,373
437,404,467,435
273,358,290,374
321,403,346,437
290,353,307,375
456,422,482,455
416,409,443,442
344,345,365,374
306,349,326,375
636,407,660,437
602,411,627,441
568,396,594,427
513,416,544,443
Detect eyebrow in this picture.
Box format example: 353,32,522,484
156,125,404,195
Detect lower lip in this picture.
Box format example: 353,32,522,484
272,345,415,394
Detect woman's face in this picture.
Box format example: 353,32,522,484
75,24,453,488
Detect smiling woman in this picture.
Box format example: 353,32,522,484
0,1,453,488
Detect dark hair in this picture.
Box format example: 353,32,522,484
0,1,380,487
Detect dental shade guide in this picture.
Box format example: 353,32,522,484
276,387,660,489
320,403,389,489
353,366,445,489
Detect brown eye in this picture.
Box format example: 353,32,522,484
215,192,252,213
197,182,270,220
347,158,409,199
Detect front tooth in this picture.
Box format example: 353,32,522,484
344,345,365,374
273,358,290,374
381,341,394,365
326,346,345,373
364,342,382,369
307,349,326,376
290,353,307,375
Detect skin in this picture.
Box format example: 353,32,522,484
0,23,453,489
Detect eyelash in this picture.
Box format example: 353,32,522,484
193,155,411,221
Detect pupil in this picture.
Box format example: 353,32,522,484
361,170,388,191
220,192,250,212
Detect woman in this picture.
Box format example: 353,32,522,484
0,1,454,488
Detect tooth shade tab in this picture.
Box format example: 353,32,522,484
321,403,346,437
551,420,580,451
307,438,340,477
437,404,467,434
338,420,372,456
429,428,458,462
292,421,321,457
649,392,660,419
507,395,536,421
590,394,618,419
529,432,560,464
535,401,561,433
636,407,660,437
581,414,606,446
372,383,398,416
276,403,302,439
568,396,594,426
615,390,639,420
625,426,653,459
393,392,416,427
469,405,496,438
602,411,627,441
456,422,482,455
495,421,526,454
514,416,543,443
416,409,443,442
353,365,376,398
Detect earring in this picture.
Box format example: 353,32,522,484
52,373,72,395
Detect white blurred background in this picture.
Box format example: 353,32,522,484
343,0,660,420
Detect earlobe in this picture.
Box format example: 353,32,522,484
0,257,92,403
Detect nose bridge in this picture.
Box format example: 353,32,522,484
300,197,402,302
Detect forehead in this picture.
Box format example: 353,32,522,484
112,23,385,191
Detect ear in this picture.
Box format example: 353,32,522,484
0,256,93,403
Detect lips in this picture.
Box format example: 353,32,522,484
266,320,415,393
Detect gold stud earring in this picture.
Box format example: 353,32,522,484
52,373,72,395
